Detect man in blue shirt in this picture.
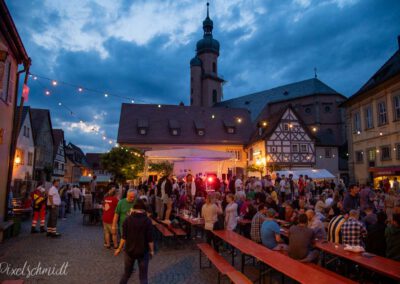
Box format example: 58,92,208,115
261,209,287,250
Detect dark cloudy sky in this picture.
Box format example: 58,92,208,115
6,0,400,153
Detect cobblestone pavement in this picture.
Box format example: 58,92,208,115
0,211,267,284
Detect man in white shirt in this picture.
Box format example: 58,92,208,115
72,185,82,212
47,180,61,237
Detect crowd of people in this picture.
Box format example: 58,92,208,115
26,173,400,283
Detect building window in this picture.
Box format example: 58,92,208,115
367,148,376,162
227,127,235,134
300,144,307,153
227,150,241,161
55,161,59,170
212,62,216,73
324,106,331,113
325,148,332,158
291,144,298,152
377,101,387,125
283,123,289,131
305,107,312,114
61,164,64,171
212,90,217,104
171,129,179,136
394,94,400,121
27,152,33,166
271,147,276,153
396,144,400,160
353,111,361,133
355,151,363,163
197,130,205,136
139,128,147,135
381,145,391,161
364,105,373,129
0,61,11,103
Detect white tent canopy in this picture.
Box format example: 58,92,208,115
144,148,235,161
273,169,335,180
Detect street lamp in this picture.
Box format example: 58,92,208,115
15,155,21,166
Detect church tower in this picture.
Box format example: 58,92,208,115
190,2,224,107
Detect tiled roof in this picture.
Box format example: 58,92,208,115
215,78,341,121
117,103,253,145
15,106,30,134
30,108,54,144
344,49,400,106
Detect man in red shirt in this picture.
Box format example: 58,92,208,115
103,186,119,249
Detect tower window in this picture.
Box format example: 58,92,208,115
212,62,216,73
212,90,217,104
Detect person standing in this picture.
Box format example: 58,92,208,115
225,193,238,231
47,180,61,237
112,189,136,237
162,174,173,223
103,187,119,249
90,175,97,203
202,194,222,251
72,184,82,212
115,200,154,284
343,184,360,213
31,183,47,233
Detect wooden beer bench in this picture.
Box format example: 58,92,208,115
198,243,252,284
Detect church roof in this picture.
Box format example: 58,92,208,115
117,103,253,145
215,78,342,121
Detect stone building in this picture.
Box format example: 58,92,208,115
342,37,400,185
0,0,29,223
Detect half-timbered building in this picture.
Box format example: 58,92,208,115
264,107,315,168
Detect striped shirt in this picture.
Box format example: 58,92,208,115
327,215,345,244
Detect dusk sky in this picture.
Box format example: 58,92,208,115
6,0,400,153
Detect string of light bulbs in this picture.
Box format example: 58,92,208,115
28,73,146,104
28,73,144,156
31,76,118,149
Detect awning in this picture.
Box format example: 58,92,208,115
273,169,335,180
79,175,111,183
368,167,400,175
145,148,235,161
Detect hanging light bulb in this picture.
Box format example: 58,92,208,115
45,90,50,96
78,87,83,92
58,102,62,106
104,93,108,98
52,80,58,86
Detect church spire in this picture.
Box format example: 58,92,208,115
203,2,213,36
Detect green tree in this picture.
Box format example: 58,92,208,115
149,161,174,176
246,164,264,176
100,147,144,183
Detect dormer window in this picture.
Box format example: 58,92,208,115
137,119,149,136
194,120,205,136
227,127,235,134
223,119,236,134
169,119,181,136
